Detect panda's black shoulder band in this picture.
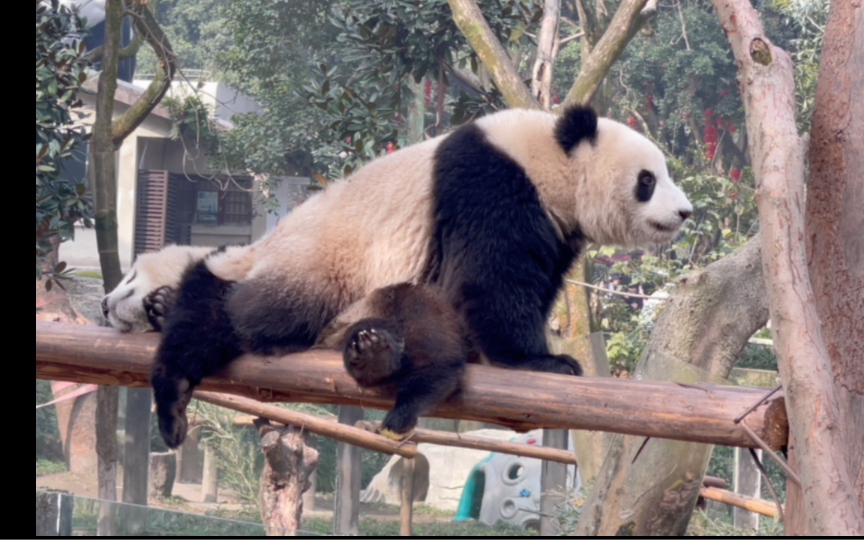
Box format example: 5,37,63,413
554,106,598,154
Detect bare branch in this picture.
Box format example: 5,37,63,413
445,0,539,109
110,0,177,146
564,0,655,106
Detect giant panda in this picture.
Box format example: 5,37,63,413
103,106,693,448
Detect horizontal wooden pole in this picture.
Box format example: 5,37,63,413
699,486,781,518
35,322,787,449
357,420,578,465
193,391,418,459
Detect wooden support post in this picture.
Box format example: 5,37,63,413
733,448,762,530
335,406,363,536
202,444,218,504
120,387,150,534
302,436,318,512
400,458,415,537
36,491,73,537
540,429,568,535
35,323,789,450
256,419,319,537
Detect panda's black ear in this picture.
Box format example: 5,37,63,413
555,106,598,154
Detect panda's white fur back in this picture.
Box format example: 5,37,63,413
207,108,688,293
207,135,447,308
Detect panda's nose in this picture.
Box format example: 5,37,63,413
678,210,692,221
101,298,110,320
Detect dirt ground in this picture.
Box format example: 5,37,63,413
35,469,447,524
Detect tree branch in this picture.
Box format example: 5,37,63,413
564,0,655,106
445,0,539,109
35,322,789,449
110,0,176,147
709,0,864,533
532,0,561,110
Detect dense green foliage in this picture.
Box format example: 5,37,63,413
36,1,92,280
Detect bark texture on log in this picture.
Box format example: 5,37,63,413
804,0,864,525
255,419,319,537
573,236,770,536
708,0,864,533
36,322,786,449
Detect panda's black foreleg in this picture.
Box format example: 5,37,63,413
507,354,583,376
466,304,583,376
380,364,464,440
151,260,241,449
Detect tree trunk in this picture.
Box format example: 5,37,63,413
803,0,864,528
573,236,770,536
91,0,124,293
255,419,319,537
532,0,561,110
709,0,864,533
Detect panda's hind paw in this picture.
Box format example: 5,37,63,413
144,286,177,331
378,427,415,442
343,322,403,386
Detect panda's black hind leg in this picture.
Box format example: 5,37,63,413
342,318,404,388
380,365,463,440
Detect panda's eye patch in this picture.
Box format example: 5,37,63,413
635,170,656,203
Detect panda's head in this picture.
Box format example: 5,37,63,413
555,106,692,246
101,245,212,333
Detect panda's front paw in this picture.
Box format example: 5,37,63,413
554,355,583,376
343,324,403,387
155,377,194,449
144,286,177,331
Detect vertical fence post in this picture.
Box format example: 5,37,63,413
334,406,363,536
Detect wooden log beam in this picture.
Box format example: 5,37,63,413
699,487,780,518
35,322,787,449
357,421,577,465
194,392,417,459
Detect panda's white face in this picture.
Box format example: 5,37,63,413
475,109,691,248
102,245,212,332
574,119,692,246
